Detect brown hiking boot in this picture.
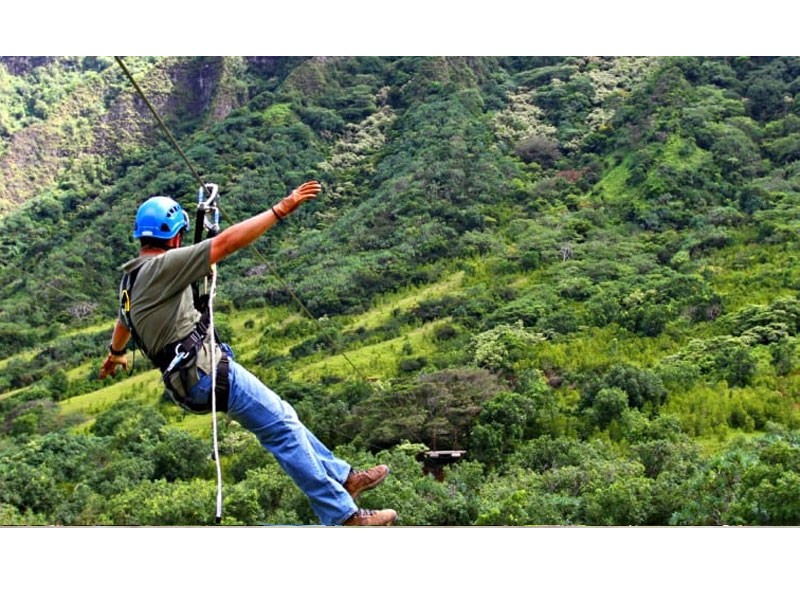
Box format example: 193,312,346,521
342,508,398,526
344,464,389,499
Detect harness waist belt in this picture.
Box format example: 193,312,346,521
152,317,210,372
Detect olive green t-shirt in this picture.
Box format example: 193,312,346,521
120,238,218,374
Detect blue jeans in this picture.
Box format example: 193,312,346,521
191,353,357,526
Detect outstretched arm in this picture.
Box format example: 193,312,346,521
210,180,321,265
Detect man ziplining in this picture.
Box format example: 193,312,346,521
99,180,397,526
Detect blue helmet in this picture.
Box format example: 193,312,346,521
133,196,190,240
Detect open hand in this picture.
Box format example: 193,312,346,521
272,180,322,219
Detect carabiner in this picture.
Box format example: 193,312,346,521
165,346,189,373
197,183,220,237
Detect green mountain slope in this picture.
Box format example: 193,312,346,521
2,56,800,526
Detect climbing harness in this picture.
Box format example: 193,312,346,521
118,256,228,414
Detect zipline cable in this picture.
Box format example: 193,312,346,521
113,56,371,386
113,57,211,197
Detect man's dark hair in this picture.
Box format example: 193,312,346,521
140,237,174,250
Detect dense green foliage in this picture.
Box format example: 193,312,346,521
2,56,800,525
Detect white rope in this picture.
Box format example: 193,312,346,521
208,264,223,523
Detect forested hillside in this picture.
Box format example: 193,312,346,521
2,56,800,526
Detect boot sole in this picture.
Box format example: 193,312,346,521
342,509,398,526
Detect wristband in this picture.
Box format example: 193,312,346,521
108,344,126,356
271,206,283,221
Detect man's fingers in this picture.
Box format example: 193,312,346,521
296,182,321,199
297,181,321,193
